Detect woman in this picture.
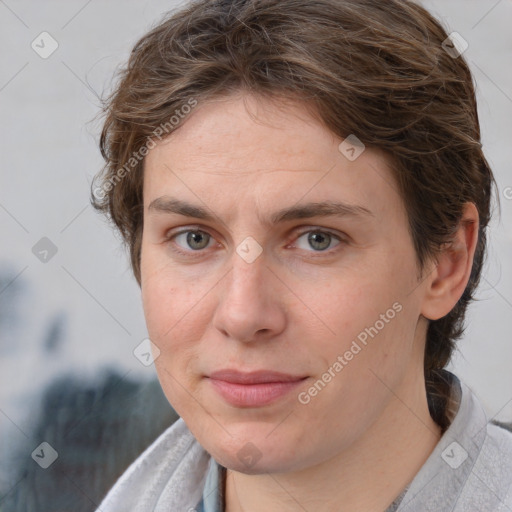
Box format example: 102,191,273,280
92,0,512,510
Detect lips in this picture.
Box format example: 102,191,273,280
209,369,307,384
207,369,308,407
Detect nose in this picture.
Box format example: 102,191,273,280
212,247,287,343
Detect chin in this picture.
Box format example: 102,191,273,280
214,450,296,475
199,428,307,475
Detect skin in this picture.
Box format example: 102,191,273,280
140,93,479,511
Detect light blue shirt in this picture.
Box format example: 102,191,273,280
194,457,223,512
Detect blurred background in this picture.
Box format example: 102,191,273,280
1,0,511,510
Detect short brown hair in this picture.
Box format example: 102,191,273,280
91,0,496,431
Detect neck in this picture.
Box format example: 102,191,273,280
224,365,442,512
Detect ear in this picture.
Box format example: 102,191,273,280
421,203,479,321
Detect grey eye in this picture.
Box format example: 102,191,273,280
296,231,339,252
176,230,211,250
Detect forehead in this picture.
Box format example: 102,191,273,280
142,94,403,223
148,94,337,169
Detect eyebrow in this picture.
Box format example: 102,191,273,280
147,196,374,226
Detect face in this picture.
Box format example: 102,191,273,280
140,93,428,474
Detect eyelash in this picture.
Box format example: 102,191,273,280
164,226,346,259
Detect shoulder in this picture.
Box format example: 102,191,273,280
96,418,211,511
479,421,512,483
454,409,512,510
398,376,511,512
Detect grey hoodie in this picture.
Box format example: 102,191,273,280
96,373,512,511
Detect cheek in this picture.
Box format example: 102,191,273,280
142,280,198,356
141,248,190,339
140,253,207,365
306,263,417,382
141,268,174,342
305,273,393,346
141,266,204,412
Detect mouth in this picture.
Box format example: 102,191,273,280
206,369,308,407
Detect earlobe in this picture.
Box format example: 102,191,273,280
421,203,479,321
